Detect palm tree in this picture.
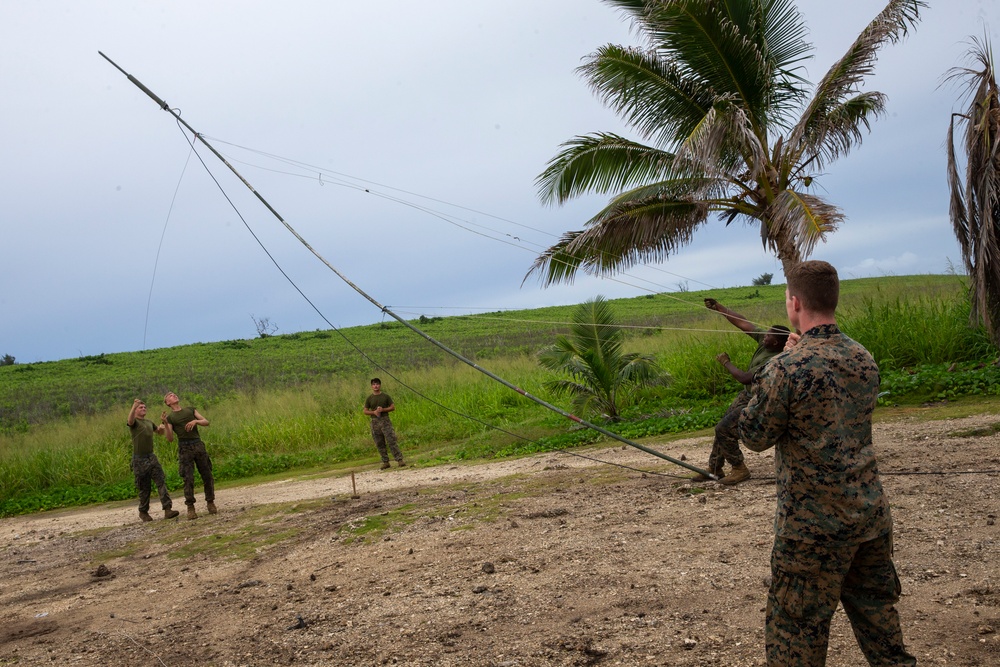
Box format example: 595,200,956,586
538,296,668,421
946,34,1000,347
529,0,924,285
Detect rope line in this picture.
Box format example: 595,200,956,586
143,134,194,351
204,141,782,330
205,142,777,330
206,136,722,292
389,310,756,335
209,148,722,307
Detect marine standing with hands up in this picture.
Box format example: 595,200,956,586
127,399,180,522
693,298,789,485
739,261,915,665
162,391,218,520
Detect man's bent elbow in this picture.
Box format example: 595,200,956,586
738,421,775,452
741,437,772,453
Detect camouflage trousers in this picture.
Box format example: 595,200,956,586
766,533,916,666
132,454,173,514
707,389,750,471
177,440,215,507
370,416,403,463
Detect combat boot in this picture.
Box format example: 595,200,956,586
396,460,407,467
688,466,722,483
164,509,180,520
187,506,198,520
719,463,751,486
380,461,391,470
139,511,153,522
207,501,218,515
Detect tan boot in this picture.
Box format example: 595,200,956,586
719,463,751,486
164,508,180,520
187,506,198,520
206,502,218,515
139,511,153,522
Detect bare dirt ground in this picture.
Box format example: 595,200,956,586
1,412,998,666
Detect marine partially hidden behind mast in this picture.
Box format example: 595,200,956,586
691,298,789,485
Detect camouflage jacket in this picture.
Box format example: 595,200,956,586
739,323,892,544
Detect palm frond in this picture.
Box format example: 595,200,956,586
946,33,1000,340
789,0,925,164
762,190,843,260
579,44,716,148
946,116,973,272
795,92,888,169
534,0,919,286
536,133,674,205
757,0,813,77
645,0,810,126
537,295,666,420
525,196,710,286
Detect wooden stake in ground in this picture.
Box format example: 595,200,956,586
350,471,360,499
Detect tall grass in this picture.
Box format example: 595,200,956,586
1,275,997,517
841,296,995,368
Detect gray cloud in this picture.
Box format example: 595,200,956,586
0,1,994,362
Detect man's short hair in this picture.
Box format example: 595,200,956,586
370,378,381,385
786,260,839,314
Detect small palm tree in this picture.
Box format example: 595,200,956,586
538,296,668,421
946,34,1000,347
530,0,924,285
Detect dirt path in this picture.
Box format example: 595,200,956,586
0,442,668,542
1,414,999,666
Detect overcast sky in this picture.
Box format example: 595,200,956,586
1,1,996,363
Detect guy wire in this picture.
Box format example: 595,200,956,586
206,140,776,332
143,133,194,351
206,137,720,292
101,51,714,479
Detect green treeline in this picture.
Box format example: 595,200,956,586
1,275,997,517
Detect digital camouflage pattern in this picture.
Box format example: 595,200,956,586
369,416,402,464
131,454,173,514
707,328,781,471
178,440,215,508
739,324,890,543
740,323,914,666
708,389,750,470
767,534,914,666
365,391,403,463
128,417,173,514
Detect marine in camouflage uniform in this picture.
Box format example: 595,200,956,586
739,261,915,666
163,392,217,518
696,298,789,485
127,399,178,521
363,378,405,469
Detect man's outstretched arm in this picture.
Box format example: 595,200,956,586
704,298,756,333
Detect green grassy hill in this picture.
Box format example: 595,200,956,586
1,274,997,517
